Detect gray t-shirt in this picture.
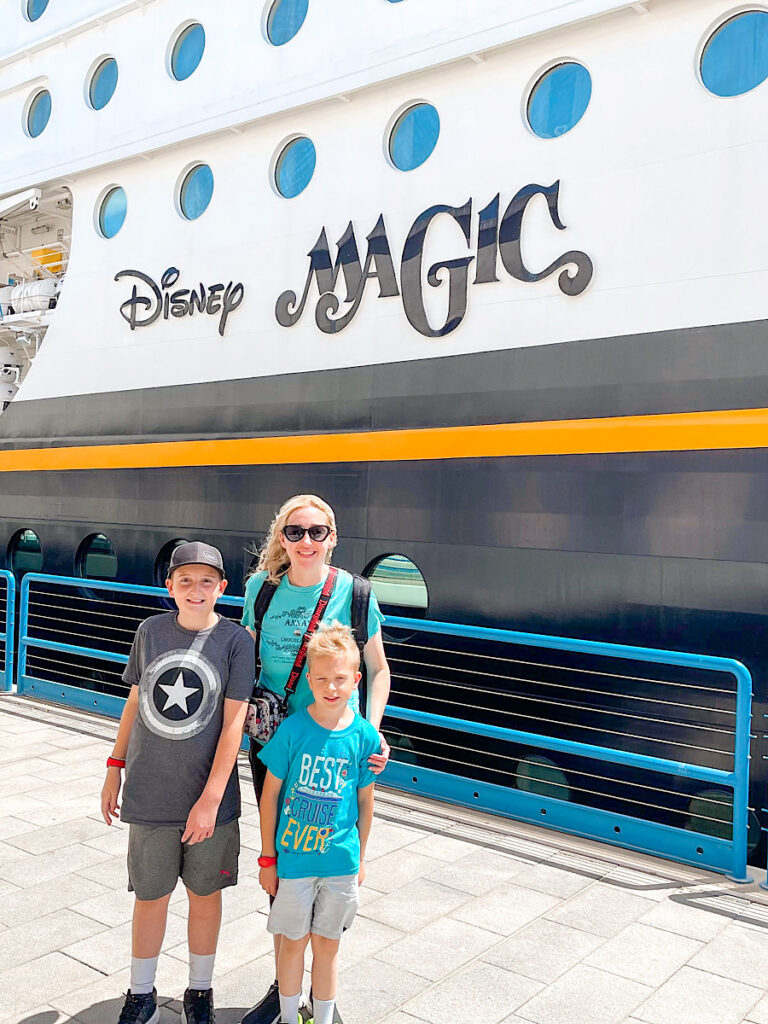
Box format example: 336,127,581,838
121,612,255,827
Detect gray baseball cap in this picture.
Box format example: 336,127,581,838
168,541,225,577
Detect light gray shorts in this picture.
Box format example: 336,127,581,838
127,819,240,901
268,875,359,940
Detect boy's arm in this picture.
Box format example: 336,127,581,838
182,696,248,845
357,782,375,884
100,684,139,825
258,769,282,896
363,631,391,774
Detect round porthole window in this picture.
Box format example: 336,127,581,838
170,22,205,81
178,163,214,220
701,11,768,97
527,62,592,139
97,186,127,239
8,528,43,578
274,137,316,198
388,102,440,171
516,755,571,801
25,0,49,22
266,0,309,45
154,538,190,587
25,89,51,138
366,554,428,614
76,533,118,580
88,57,118,111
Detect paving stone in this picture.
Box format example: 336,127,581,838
192,953,277,1023
451,882,561,935
0,870,111,927
546,883,657,938
0,907,107,969
361,876,470,932
518,963,652,1024
509,859,596,898
41,744,110,765
31,777,102,805
404,960,544,1024
63,914,187,974
0,840,111,888
401,831,477,862
238,821,262,849
380,1014,428,1024
688,921,768,986
482,918,605,983
17,796,102,827
0,839,34,865
0,1004,65,1024
0,791,51,818
72,882,138,927
340,956,429,1022
0,950,104,1020
166,910,275,975
585,923,702,987
745,992,768,1023
632,966,763,1024
427,847,525,895
0,814,40,842
76,855,129,889
0,773,52,798
335,913,406,967
365,821,427,861
377,915,499,980
605,866,684,901
82,826,130,856
363,849,444,893
5,815,106,855
637,895,731,942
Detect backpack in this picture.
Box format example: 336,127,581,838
250,571,372,712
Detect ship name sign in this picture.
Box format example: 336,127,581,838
115,181,591,339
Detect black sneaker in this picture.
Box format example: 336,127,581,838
240,980,281,1024
184,987,216,1024
117,988,159,1024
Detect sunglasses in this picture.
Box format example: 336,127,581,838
282,524,332,543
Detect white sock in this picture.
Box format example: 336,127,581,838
189,951,216,991
279,990,301,1023
312,997,335,1024
130,955,158,995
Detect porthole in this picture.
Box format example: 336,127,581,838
366,554,428,614
700,11,768,97
388,102,440,172
96,186,127,239
684,788,761,851
169,22,205,81
25,89,51,139
178,163,214,220
154,538,190,587
88,57,118,111
8,528,43,578
24,0,49,22
76,533,118,580
273,136,316,198
527,62,592,139
516,755,571,801
265,0,308,46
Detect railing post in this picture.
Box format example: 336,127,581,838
0,570,13,693
727,663,752,883
16,574,29,695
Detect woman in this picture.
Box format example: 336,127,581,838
240,493,390,1024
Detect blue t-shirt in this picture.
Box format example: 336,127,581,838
258,707,380,878
241,568,384,715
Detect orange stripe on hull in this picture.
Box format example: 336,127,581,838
1,407,768,472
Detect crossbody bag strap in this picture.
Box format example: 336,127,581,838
283,566,338,697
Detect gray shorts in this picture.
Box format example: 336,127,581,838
268,875,359,940
127,819,240,901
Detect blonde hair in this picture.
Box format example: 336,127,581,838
307,620,361,672
254,494,337,583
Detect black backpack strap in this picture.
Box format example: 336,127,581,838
250,578,278,670
351,574,371,655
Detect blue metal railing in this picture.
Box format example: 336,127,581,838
0,569,15,692
14,573,754,881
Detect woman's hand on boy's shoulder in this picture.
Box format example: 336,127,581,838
367,731,390,775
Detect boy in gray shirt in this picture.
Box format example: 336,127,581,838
100,542,254,1024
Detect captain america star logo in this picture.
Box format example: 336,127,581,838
138,648,221,740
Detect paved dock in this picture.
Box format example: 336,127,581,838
2,695,768,1024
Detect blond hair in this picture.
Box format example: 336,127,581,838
254,494,337,583
307,620,361,672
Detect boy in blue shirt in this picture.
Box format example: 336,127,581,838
257,622,380,1024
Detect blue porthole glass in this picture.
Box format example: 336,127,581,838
171,23,205,81
26,0,49,21
89,58,118,111
527,62,592,139
26,89,51,138
389,103,440,171
98,187,127,239
267,0,308,46
275,137,316,198
179,164,214,220
701,12,768,97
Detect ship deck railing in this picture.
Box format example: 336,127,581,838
8,571,756,884
0,568,14,691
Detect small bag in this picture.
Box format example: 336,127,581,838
244,566,338,743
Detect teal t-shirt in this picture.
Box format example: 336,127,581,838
258,707,380,878
241,568,384,715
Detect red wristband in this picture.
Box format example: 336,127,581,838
258,855,277,867
106,757,126,769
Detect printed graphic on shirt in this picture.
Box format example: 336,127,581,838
137,648,222,740
278,752,351,855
